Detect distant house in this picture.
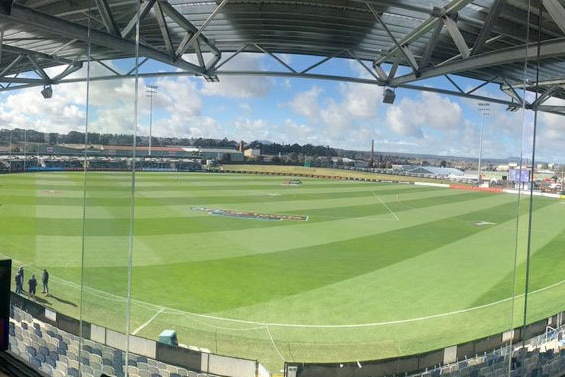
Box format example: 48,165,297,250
182,147,244,162
244,148,261,159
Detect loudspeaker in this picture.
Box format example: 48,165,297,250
41,85,53,99
383,88,396,104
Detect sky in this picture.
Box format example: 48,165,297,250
1,52,564,164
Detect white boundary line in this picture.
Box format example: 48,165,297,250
132,307,164,335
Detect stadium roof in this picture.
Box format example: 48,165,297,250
1,0,565,114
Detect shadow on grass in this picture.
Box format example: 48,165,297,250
46,294,78,307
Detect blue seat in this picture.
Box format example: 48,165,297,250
46,356,57,368
26,346,37,357
113,349,124,361
67,367,80,377
91,347,102,356
21,322,28,330
29,357,42,369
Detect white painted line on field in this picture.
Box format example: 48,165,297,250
132,307,164,335
373,191,399,221
266,325,286,361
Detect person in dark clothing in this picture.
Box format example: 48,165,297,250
41,269,49,295
14,272,22,294
17,266,24,293
28,274,37,300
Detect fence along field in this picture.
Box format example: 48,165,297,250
2,171,565,372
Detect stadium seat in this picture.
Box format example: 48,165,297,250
46,355,57,368
52,369,66,377
102,365,115,376
26,345,37,357
89,352,102,364
29,356,42,369
41,362,54,375
90,346,103,356
36,352,46,363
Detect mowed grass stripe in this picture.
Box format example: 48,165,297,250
213,213,525,324
6,187,534,238
469,201,565,308
138,198,562,324
53,196,553,316
22,190,543,269
1,186,427,206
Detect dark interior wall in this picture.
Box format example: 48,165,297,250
0,259,11,351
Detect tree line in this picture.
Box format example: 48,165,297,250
0,128,417,168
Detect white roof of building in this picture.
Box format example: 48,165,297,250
406,167,465,176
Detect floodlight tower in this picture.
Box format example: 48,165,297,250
146,85,158,156
477,102,490,185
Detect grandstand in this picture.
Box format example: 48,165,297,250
0,156,202,173
7,293,565,377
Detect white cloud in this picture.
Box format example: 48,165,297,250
384,92,464,138
200,54,274,98
288,86,323,119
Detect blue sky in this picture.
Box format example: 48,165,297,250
0,52,564,164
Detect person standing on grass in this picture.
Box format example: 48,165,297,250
14,272,23,294
18,266,24,292
28,274,37,300
41,269,49,295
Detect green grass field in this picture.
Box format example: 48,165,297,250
2,171,565,372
